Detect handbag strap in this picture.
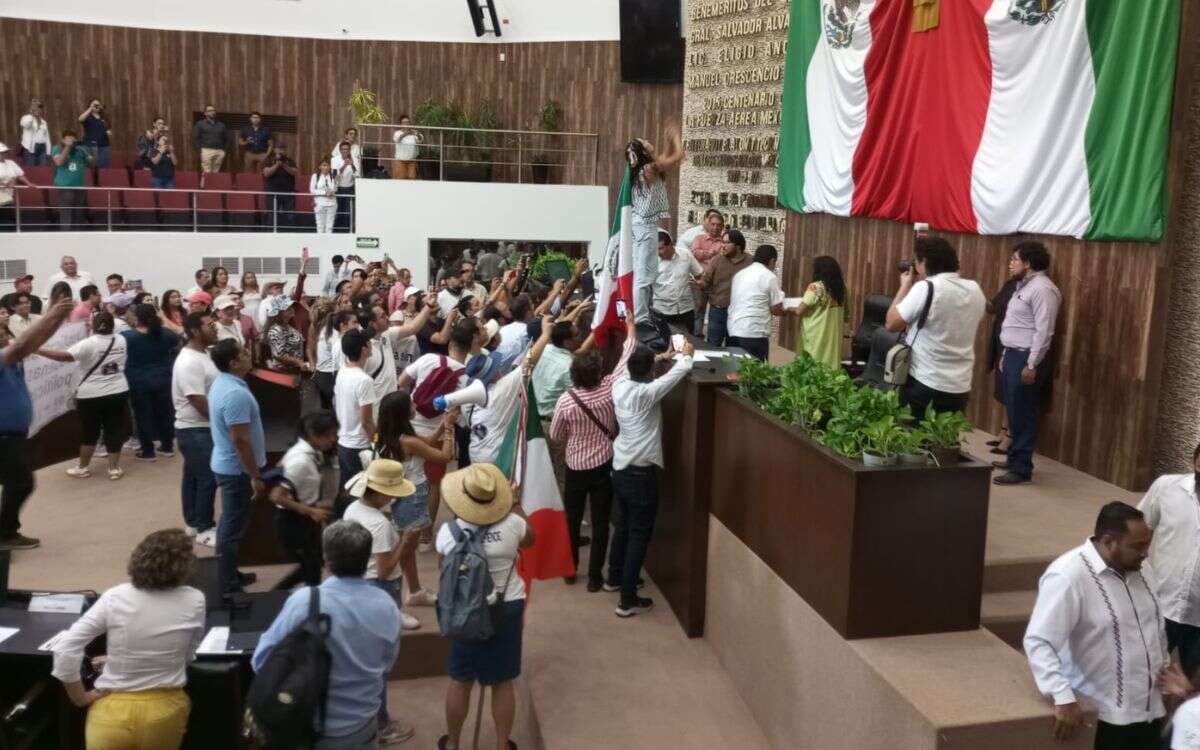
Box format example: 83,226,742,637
79,337,116,387
908,281,935,346
568,389,616,440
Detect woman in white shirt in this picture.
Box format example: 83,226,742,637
311,307,356,410
209,265,235,298
391,115,422,180
239,271,262,322
38,311,131,480
19,98,51,166
52,528,205,750
435,464,534,750
310,159,337,233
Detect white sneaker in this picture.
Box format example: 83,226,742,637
404,589,438,607
194,529,217,547
66,465,91,478
158,446,176,457
400,611,421,630
108,467,125,481
93,445,108,458
184,526,198,538
123,439,140,453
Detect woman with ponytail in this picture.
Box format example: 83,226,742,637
121,303,180,460
626,127,685,323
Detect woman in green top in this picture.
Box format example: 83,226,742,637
790,256,848,370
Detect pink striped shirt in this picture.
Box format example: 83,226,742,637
549,335,636,471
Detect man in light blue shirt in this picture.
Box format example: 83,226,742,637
208,338,266,594
531,320,579,417
253,520,401,748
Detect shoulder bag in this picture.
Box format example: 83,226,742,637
883,281,934,387
568,389,618,441
69,336,116,408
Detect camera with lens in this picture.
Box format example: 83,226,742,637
898,259,914,273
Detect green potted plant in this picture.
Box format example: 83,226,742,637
735,357,782,409
898,428,930,466
413,97,453,180
531,99,563,184
916,407,972,466
347,84,388,176
861,415,908,467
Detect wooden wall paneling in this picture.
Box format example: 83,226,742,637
0,20,682,217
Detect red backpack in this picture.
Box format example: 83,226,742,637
412,356,464,419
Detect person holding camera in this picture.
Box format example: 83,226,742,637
884,237,985,416
51,130,95,230
136,116,169,169
19,98,51,167
77,99,112,168
310,158,338,234
148,135,177,189
262,141,298,228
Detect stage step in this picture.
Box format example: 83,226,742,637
981,589,1037,652
983,556,1053,593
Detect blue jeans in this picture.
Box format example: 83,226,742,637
176,428,216,533
706,305,729,347
214,471,255,593
91,145,112,168
1001,348,1048,479
150,176,174,189
22,144,48,166
607,465,659,605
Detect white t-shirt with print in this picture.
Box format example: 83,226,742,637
468,368,524,466
343,500,401,581
172,347,219,429
435,513,528,602
365,335,398,407
68,334,128,399
403,353,467,437
335,367,377,449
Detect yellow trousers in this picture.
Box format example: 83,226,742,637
85,689,190,750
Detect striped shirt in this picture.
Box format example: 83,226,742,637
549,336,636,470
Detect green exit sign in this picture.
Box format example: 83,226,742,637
356,237,380,249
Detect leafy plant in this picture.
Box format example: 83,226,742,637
896,427,928,455
861,416,908,458
538,100,564,133
348,84,388,125
736,357,782,408
530,249,574,282
412,97,504,166
915,407,972,450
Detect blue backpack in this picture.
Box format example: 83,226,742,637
436,521,513,641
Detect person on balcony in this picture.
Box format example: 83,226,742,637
238,111,273,174
77,99,113,168
330,141,358,233
148,134,177,189
192,105,228,174
391,115,422,180
135,116,169,169
0,144,36,231
310,158,338,234
52,130,94,230
331,127,363,175
18,99,51,167
263,142,298,229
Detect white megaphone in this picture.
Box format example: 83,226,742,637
432,379,489,412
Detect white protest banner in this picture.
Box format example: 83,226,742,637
26,321,87,436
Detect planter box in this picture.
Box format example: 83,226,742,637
710,389,992,639
443,163,494,183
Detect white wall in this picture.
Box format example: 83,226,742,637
0,179,608,296
1,0,622,42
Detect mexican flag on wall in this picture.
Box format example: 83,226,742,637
777,0,1181,241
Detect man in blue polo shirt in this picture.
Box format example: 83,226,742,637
0,297,73,550
238,111,273,174
208,338,266,594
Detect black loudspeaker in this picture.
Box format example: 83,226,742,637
619,0,684,83
466,0,502,38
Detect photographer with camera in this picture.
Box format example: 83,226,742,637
77,99,112,168
148,134,177,189
51,130,95,229
884,237,985,416
136,116,169,169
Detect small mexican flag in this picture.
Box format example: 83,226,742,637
495,381,575,586
591,167,635,346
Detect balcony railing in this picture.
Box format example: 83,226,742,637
355,123,600,185
2,185,354,233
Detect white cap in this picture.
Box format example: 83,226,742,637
213,294,237,310
483,319,500,341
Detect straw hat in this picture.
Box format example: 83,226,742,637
344,458,416,499
440,464,514,526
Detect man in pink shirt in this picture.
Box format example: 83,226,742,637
70,284,101,323
386,267,412,314
690,208,725,336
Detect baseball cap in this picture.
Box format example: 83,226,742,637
15,273,33,282
186,290,213,306
213,294,237,310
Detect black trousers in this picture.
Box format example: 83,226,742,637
563,462,613,583
314,370,335,411
129,381,175,455
1167,619,1200,682
608,465,659,605
1093,719,1164,750
274,507,324,589
899,376,969,417
77,393,130,451
0,434,34,539
659,311,695,337
270,194,295,229
455,425,472,468
728,336,769,362
335,186,355,233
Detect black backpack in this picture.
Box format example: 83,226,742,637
243,586,332,749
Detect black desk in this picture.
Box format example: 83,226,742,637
0,605,83,659
200,590,291,660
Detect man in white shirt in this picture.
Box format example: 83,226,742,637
459,260,489,305
5,292,40,337
608,315,693,618
330,140,357,233
1138,442,1200,679
213,295,244,346
330,128,363,174
727,244,786,361
322,254,351,298
468,317,553,466
171,312,220,546
362,305,398,409
885,237,986,416
437,273,466,318
45,255,94,302
334,330,378,487
495,295,533,372
1024,502,1167,747
652,229,703,334
0,144,35,227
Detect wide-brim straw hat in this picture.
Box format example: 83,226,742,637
344,458,416,499
441,464,514,526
